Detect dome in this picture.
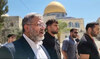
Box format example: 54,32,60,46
44,1,66,15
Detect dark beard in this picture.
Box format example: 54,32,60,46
91,31,97,37
72,35,76,38
51,31,58,34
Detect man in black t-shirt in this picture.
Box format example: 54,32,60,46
78,22,100,59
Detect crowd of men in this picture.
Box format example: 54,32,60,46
0,13,99,59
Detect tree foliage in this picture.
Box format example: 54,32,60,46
58,20,67,33
16,30,22,40
0,0,8,30
57,20,67,42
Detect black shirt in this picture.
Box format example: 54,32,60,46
43,32,61,59
78,34,100,59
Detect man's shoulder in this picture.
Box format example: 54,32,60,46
0,45,12,58
0,43,15,58
13,36,25,45
63,37,70,42
78,35,90,47
43,33,50,40
62,38,70,44
4,36,25,50
80,35,88,42
1,36,28,55
0,45,10,51
0,42,8,46
43,33,54,42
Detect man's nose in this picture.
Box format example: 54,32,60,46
57,26,59,29
41,25,46,30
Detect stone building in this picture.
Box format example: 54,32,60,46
96,17,100,40
43,1,84,42
0,15,22,43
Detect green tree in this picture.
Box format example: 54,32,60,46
58,20,67,32
57,20,67,42
0,0,8,30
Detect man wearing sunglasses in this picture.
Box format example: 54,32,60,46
62,28,79,59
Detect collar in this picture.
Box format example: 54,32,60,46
69,36,77,43
84,33,95,43
23,34,43,49
45,32,55,39
69,36,74,41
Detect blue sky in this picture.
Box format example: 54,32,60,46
8,0,100,26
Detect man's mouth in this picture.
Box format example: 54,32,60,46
40,31,44,34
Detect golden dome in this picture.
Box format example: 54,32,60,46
44,1,66,15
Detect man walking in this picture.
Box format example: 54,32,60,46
78,22,100,59
62,28,79,59
0,13,50,59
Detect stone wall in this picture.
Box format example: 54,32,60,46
0,16,22,44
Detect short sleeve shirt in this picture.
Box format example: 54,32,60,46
78,34,100,59
62,36,77,59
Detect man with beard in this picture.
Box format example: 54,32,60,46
62,28,79,59
78,22,100,59
43,19,61,59
0,13,50,59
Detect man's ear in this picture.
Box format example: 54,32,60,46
47,26,51,30
24,24,29,33
47,26,49,29
88,27,92,32
70,32,73,35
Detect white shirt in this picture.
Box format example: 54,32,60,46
23,34,48,59
1,42,8,46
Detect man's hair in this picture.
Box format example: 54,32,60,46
46,19,58,27
22,13,43,32
70,28,77,32
86,22,99,31
7,34,16,38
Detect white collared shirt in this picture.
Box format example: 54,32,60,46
1,42,8,46
23,34,48,59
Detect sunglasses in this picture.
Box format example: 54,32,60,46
74,32,78,34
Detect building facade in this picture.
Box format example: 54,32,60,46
43,1,84,31
97,17,100,40
43,1,84,42
0,15,22,43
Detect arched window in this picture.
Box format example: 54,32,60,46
62,13,64,17
75,22,80,28
69,22,73,27
56,14,60,17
